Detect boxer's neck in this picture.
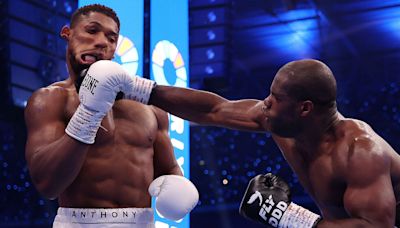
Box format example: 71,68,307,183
294,110,340,153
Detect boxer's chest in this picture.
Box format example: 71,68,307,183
283,146,347,209
304,157,346,207
64,97,158,147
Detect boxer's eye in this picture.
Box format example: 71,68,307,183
87,28,98,34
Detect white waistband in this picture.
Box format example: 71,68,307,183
55,207,154,224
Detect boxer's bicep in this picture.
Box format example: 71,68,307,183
25,88,66,164
343,138,395,227
150,86,265,130
152,107,182,178
343,175,395,227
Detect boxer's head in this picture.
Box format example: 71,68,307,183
60,4,120,76
263,59,337,137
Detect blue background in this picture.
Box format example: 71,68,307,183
150,0,190,227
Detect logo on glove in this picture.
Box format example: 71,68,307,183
81,73,99,95
247,191,263,206
247,191,288,227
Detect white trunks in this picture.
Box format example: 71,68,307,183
53,207,155,228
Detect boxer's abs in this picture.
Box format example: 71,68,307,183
60,100,159,208
59,144,155,208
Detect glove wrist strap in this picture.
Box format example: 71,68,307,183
279,202,321,228
65,104,105,144
124,77,156,104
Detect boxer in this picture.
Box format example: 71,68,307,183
147,59,400,227
24,4,198,227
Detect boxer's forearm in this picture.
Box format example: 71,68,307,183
149,85,263,131
153,162,183,179
149,85,226,124
168,164,183,176
27,135,89,199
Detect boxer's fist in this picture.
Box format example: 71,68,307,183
240,173,291,226
80,60,156,105
239,173,320,228
149,175,199,221
78,60,130,113
66,61,126,144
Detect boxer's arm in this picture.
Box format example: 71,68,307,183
149,85,265,131
152,106,182,178
25,88,89,199
150,107,198,221
317,137,395,227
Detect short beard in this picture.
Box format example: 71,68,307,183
74,68,89,93
270,118,302,138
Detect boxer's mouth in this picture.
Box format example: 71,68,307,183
81,54,98,64
80,53,104,64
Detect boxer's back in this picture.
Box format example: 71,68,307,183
31,80,164,208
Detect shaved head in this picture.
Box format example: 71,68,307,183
276,59,337,106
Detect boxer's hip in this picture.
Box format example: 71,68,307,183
53,207,154,228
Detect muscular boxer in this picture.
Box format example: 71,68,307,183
148,59,400,227
24,4,198,227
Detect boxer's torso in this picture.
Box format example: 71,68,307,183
51,81,161,208
273,118,400,219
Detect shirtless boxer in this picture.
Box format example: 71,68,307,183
147,59,400,227
24,4,198,227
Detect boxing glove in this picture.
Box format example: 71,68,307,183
149,175,199,221
73,61,155,104
66,60,155,144
239,173,320,228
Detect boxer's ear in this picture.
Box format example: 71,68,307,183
60,25,70,40
300,100,313,117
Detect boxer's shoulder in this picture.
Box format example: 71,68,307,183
336,118,375,142
32,80,73,101
26,80,74,117
331,118,385,165
341,117,371,129
150,105,168,119
340,120,388,169
150,105,169,128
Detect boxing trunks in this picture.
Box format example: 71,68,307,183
53,207,155,228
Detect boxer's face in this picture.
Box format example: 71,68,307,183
262,73,304,137
61,12,119,75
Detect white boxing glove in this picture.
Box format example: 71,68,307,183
149,175,199,221
66,60,149,144
66,60,156,144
